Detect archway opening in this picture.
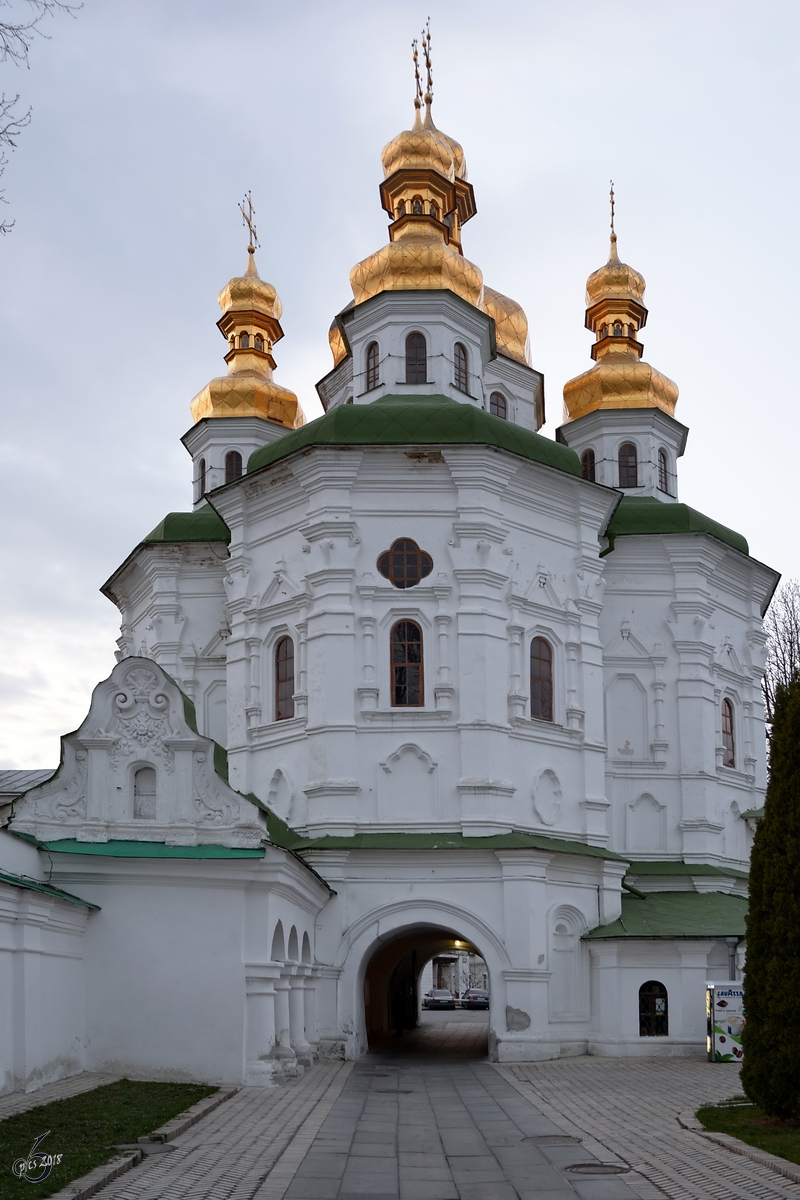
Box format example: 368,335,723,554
363,924,490,1059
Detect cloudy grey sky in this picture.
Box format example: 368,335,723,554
1,0,797,767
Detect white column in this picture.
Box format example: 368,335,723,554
303,969,319,1059
273,971,297,1070
244,965,283,1085
289,972,313,1066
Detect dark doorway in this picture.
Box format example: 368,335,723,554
363,924,490,1060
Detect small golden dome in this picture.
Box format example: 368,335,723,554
381,111,455,182
328,317,348,366
483,285,529,365
218,248,283,320
585,234,645,308
435,127,467,180
191,372,302,427
350,221,483,308
563,355,678,422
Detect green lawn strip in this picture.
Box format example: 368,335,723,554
697,1102,800,1167
0,1079,217,1200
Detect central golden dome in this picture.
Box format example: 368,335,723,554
381,107,455,181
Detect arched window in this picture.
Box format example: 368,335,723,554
378,538,433,589
581,449,596,482
254,333,264,352
133,766,156,821
618,443,638,488
397,200,406,217
454,342,468,392
412,195,423,215
639,980,668,1036
429,200,439,219
275,637,295,721
489,392,507,419
366,341,380,391
391,620,423,707
225,450,243,483
722,699,736,768
613,321,623,337
405,332,427,384
240,332,250,349
658,449,669,494
530,637,553,722
197,458,206,500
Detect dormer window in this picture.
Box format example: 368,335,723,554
489,392,507,419
454,343,468,393
240,332,250,349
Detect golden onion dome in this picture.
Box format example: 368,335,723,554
217,249,283,321
563,356,678,422
328,317,348,367
381,107,455,181
191,372,302,427
434,127,467,180
350,222,483,308
585,234,645,308
483,285,529,365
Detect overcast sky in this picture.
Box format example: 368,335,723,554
1,0,797,767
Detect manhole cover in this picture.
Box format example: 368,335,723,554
526,1135,581,1146
565,1163,628,1175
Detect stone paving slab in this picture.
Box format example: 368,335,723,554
501,1056,800,1200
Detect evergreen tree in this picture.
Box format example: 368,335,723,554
741,675,800,1119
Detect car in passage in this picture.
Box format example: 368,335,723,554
460,988,490,1009
422,988,456,1010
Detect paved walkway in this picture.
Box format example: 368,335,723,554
0,1072,120,1120
7,1037,800,1199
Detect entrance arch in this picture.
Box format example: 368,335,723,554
332,901,511,1061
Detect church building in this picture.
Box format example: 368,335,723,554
0,54,777,1093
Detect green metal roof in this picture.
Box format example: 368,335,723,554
740,808,764,821
603,496,748,556
267,824,627,861
626,860,749,880
0,868,100,908
143,504,231,545
42,840,265,859
586,890,748,939
246,395,581,478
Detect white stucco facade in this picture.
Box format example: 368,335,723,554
0,103,779,1095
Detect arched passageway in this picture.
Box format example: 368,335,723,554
363,924,489,1059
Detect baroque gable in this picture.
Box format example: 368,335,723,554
11,658,266,848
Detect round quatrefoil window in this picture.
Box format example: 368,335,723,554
377,538,433,589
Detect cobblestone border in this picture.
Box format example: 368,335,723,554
42,1085,240,1200
678,1109,800,1185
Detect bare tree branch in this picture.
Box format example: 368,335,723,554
0,0,78,232
762,579,800,729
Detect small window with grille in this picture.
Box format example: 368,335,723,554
405,332,427,384
378,538,433,589
639,981,668,1036
489,392,507,419
658,449,670,494
366,341,379,391
531,637,553,722
581,449,596,482
225,451,243,484
275,637,295,721
618,443,638,488
454,343,468,392
391,620,423,707
722,699,735,768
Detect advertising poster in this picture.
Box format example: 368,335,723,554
706,982,745,1062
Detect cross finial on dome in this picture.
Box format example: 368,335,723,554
421,18,435,126
239,191,260,258
608,180,620,263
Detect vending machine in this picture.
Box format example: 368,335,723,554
706,981,745,1062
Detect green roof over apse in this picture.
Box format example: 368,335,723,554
626,860,749,881
586,890,748,939
247,395,582,478
143,504,231,545
41,840,264,860
266,825,627,861
603,496,748,556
